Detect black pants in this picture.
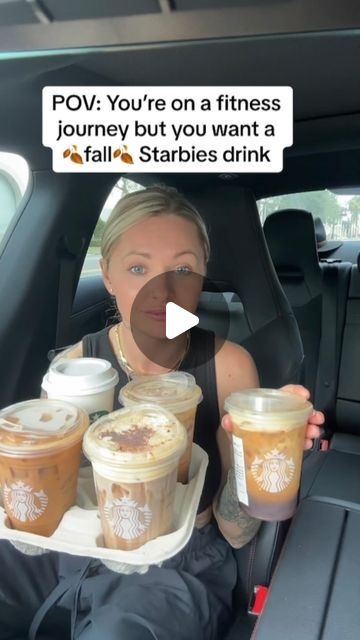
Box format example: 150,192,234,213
0,542,65,639
0,525,237,640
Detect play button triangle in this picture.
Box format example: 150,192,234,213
166,302,199,339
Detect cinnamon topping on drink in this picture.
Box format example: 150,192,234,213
100,425,155,450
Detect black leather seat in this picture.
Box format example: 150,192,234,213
197,291,248,346
186,186,304,626
333,259,360,437
263,209,323,398
264,208,352,435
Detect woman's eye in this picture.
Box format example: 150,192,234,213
175,265,192,274
129,265,146,274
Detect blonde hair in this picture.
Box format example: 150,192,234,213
101,185,210,266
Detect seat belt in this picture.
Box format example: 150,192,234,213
315,264,349,435
53,234,85,354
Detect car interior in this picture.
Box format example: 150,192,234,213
1,1,360,638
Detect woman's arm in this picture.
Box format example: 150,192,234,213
213,340,262,549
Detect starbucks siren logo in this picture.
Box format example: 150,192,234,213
4,481,48,522
89,410,109,423
251,449,295,493
104,496,152,540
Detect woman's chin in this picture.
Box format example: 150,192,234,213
131,317,167,341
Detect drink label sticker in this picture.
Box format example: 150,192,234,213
232,435,249,506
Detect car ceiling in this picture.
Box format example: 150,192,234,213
0,0,360,197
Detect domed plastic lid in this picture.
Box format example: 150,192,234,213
224,388,313,431
83,403,187,469
0,399,88,455
119,372,202,413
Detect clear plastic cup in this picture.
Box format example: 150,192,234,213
119,372,202,483
42,358,119,422
224,389,313,521
0,399,89,536
83,404,187,551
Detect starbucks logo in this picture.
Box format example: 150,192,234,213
89,410,109,423
104,496,152,540
251,449,295,493
3,481,48,522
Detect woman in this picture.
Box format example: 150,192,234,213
0,185,323,640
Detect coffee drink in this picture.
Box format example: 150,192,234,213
119,373,202,483
0,399,89,535
224,389,313,521
42,357,119,423
83,405,187,550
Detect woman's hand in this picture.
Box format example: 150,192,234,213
221,384,325,451
280,384,324,450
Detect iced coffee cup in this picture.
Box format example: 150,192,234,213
83,404,187,551
224,389,313,521
42,358,119,423
0,399,89,536
119,373,202,483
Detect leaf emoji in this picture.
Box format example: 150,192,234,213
63,148,71,158
70,152,83,165
123,144,128,151
113,148,121,158
121,152,134,165
73,144,78,151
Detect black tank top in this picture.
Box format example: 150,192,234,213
82,326,221,513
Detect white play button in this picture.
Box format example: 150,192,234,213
166,302,199,339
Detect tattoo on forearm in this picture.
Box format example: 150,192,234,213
217,468,262,546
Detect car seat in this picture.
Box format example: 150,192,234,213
264,208,351,435
263,208,323,398
186,185,304,629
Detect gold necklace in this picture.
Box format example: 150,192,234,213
115,323,190,380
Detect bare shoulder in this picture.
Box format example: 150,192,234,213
215,336,259,386
214,337,259,416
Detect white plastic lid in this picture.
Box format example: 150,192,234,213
0,399,89,455
42,358,119,396
224,388,313,429
119,372,202,413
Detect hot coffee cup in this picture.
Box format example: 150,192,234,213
42,357,119,423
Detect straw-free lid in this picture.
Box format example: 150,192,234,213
42,358,119,396
83,404,187,468
224,388,313,426
119,372,202,412
0,399,87,454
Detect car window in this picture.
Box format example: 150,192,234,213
0,151,29,251
81,177,143,278
257,189,360,241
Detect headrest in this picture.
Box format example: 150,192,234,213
187,185,293,334
264,209,322,296
314,217,343,254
